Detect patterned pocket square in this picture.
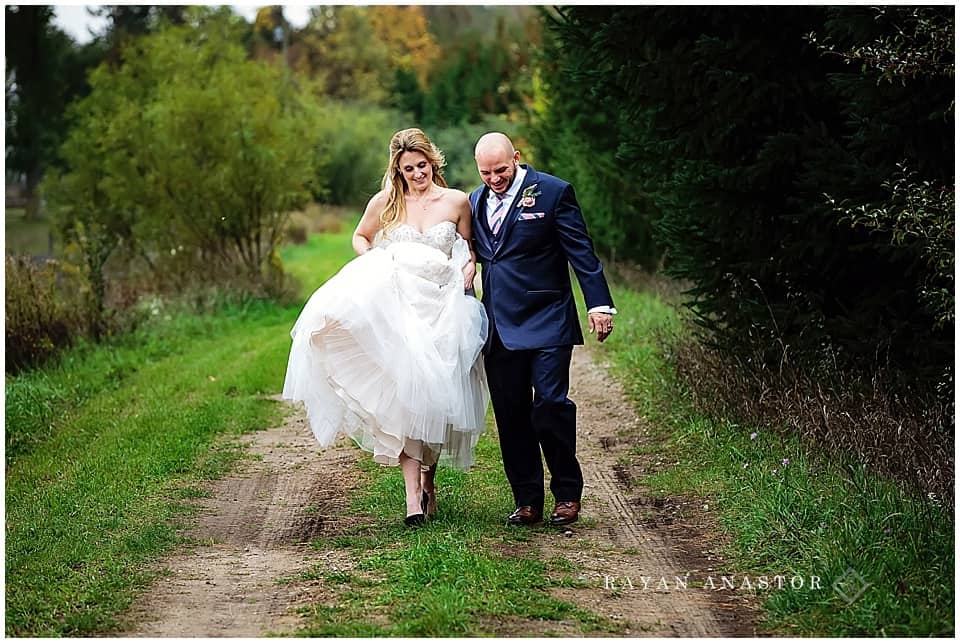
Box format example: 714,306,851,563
519,212,546,220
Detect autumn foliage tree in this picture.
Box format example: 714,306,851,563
277,5,439,106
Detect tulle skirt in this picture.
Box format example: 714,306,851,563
281,238,489,470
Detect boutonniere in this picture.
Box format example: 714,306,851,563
520,184,541,208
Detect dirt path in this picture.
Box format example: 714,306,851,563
118,346,764,637
537,346,765,636
118,411,366,637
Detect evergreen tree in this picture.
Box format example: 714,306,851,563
538,6,953,389
5,5,105,218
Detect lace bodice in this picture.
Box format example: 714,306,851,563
381,220,458,257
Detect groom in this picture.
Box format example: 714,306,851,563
469,132,616,527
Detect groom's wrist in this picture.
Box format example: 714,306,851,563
587,306,617,315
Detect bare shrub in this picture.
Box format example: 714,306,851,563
284,220,309,245
5,256,88,373
116,244,300,312
282,203,350,245
315,211,345,234
674,336,954,506
305,202,347,235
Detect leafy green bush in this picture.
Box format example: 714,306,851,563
530,8,660,266
419,27,538,130
309,101,406,206
42,6,324,320
833,164,954,333
305,107,521,203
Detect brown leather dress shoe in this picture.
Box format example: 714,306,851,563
549,501,581,526
507,505,543,526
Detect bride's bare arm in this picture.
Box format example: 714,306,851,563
353,191,388,255
454,191,477,290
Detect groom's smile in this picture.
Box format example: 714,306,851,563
480,162,517,195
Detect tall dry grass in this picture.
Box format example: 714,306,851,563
673,338,954,507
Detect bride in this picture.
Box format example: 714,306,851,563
282,128,489,526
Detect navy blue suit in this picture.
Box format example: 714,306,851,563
470,164,614,510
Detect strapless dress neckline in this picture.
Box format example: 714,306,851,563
384,220,459,257
396,220,457,235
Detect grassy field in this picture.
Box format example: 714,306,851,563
5,221,952,636
4,300,307,635
5,207,56,257
3,227,357,635
4,222,612,637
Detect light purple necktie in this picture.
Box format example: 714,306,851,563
488,192,507,235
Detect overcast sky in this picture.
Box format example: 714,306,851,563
51,4,315,44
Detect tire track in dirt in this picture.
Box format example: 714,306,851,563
117,408,365,637
532,346,765,637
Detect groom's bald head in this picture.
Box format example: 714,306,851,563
475,132,521,195
475,132,515,160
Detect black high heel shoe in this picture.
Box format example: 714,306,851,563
405,492,430,527
404,513,426,527
422,490,436,518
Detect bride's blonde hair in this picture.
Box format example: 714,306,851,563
379,128,448,232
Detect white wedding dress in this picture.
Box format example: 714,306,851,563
282,220,490,470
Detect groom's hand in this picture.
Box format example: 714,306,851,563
588,312,614,343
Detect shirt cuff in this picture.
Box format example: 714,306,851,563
587,306,617,315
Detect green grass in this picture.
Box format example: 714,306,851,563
281,214,361,300
4,227,358,636
4,302,299,635
10,218,947,637
596,279,955,637
5,222,610,637
296,431,622,637
5,207,56,256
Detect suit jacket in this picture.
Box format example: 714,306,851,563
470,164,614,350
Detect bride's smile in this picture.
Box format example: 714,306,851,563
399,151,435,196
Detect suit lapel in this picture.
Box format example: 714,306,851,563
471,187,494,253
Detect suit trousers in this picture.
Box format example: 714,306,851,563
484,328,583,510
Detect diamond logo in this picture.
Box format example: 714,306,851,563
833,567,870,604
